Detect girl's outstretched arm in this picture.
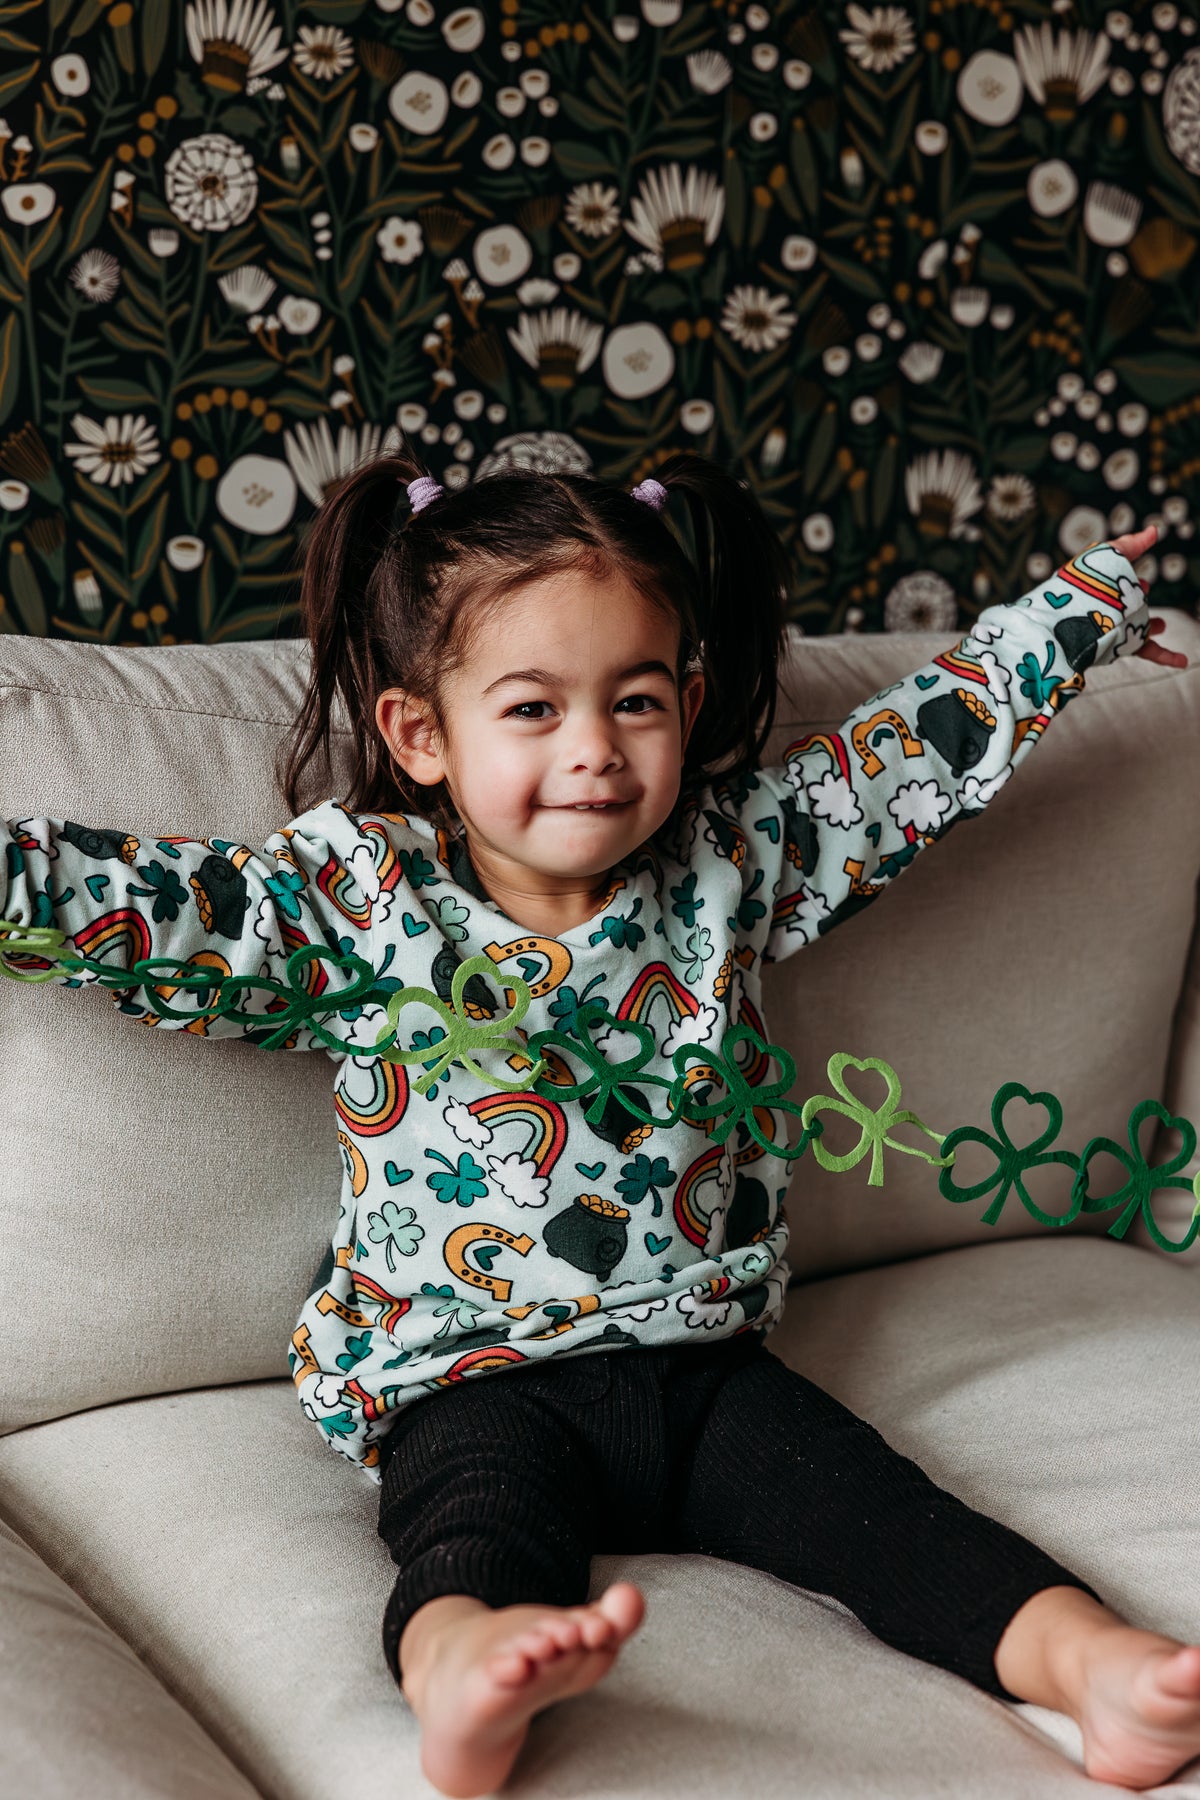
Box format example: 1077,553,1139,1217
0,796,388,1055
699,532,1181,970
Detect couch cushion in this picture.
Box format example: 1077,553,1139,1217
0,1237,1197,1799
1,624,1198,1432
0,1516,259,1799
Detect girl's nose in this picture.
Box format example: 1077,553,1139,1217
568,716,624,773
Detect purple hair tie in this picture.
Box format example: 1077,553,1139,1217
407,475,444,513
630,477,668,511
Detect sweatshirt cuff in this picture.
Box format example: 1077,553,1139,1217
1053,540,1151,669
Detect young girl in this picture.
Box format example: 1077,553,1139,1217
3,449,1198,1800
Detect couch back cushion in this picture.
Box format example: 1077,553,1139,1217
1,625,1198,1431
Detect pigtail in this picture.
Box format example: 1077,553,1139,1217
276,441,431,818
648,451,792,777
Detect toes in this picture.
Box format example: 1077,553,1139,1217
1156,1646,1200,1699
596,1581,647,1640
542,1616,585,1655
488,1647,534,1688
578,1609,617,1651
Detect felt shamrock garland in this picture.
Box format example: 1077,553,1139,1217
2,918,1198,1250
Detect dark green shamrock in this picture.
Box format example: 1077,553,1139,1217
424,1149,488,1207
589,897,645,950
615,1153,677,1217
126,859,191,924
937,1082,1080,1226
1072,1099,1200,1254
670,1026,824,1161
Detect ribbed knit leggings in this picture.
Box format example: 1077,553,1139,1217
376,1331,1100,1697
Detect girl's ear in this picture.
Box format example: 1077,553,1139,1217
375,690,447,788
680,667,706,754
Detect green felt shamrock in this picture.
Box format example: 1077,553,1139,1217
1072,1100,1200,1254
0,919,76,981
526,1001,676,1127
372,954,547,1094
802,1054,952,1188
936,1082,1081,1226
668,1025,825,1161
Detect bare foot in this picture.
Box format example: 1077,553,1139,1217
400,1581,646,1799
1077,1631,1200,1790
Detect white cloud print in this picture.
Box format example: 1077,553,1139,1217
310,1374,347,1410
806,770,863,830
486,1152,549,1208
663,1001,720,1060
344,841,396,928
444,1097,493,1148
957,766,1012,810
888,778,952,836
780,883,831,945
677,1286,733,1331
979,651,1011,706
608,1283,668,1322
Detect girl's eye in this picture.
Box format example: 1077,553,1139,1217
506,701,552,720
615,694,662,714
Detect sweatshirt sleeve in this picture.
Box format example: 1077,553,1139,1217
0,796,390,1055
708,540,1150,969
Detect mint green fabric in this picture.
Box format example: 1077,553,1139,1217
0,544,1149,1482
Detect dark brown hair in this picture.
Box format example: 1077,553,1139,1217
276,436,793,825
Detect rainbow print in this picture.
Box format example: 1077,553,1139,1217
781,729,851,783
465,1092,567,1172
348,1272,412,1334
335,1057,410,1138
616,961,697,1036
1065,547,1128,611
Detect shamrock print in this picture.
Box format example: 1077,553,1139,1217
398,848,439,889
409,1026,451,1097
670,924,714,986
615,1153,677,1218
126,859,191,924
424,1148,488,1207
669,870,703,927
365,1201,424,1271
1015,642,1061,709
420,1283,485,1338
335,1331,373,1373
589,897,645,950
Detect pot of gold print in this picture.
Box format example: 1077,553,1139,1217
543,1193,630,1279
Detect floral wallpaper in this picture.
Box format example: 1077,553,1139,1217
0,0,1197,648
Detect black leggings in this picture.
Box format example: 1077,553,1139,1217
376,1332,1100,1698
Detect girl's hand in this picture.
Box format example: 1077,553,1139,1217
1108,524,1189,670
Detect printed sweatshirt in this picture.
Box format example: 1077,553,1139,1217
0,543,1148,1482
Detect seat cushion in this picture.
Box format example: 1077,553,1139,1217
0,1516,259,1799
0,1237,1196,1799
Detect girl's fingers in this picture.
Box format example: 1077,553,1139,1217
1133,635,1189,669
1111,525,1157,561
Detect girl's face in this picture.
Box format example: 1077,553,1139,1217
377,567,705,907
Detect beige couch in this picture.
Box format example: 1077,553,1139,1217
2,615,1200,1800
